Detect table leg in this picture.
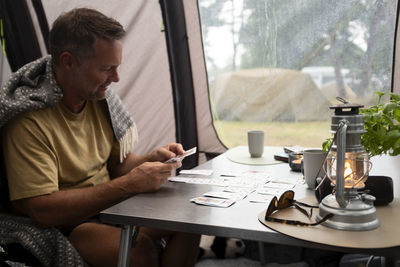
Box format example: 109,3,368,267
131,226,140,248
117,225,140,267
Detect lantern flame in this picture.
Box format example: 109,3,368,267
344,162,354,186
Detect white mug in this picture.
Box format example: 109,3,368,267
303,149,327,189
248,130,264,158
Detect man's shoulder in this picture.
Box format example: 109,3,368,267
3,104,59,133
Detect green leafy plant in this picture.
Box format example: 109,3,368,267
322,137,333,152
322,92,400,157
360,91,400,157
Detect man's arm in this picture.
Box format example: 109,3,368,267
107,143,185,178
107,152,149,178
13,159,181,227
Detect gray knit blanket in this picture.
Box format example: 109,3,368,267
0,55,138,162
0,213,87,266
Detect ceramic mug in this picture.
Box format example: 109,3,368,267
303,149,327,189
248,130,264,158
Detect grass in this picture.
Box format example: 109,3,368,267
214,120,331,148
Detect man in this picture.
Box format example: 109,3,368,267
1,8,200,267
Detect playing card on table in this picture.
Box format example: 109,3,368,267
168,176,190,183
247,194,275,203
256,188,286,196
219,171,241,177
190,197,235,208
242,171,270,180
263,182,295,190
187,178,212,184
228,179,256,188
208,179,229,187
224,187,255,195
203,191,246,201
168,176,209,183
270,177,298,184
179,169,213,176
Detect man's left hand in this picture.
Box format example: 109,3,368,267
148,143,184,162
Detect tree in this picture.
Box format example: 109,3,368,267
199,0,396,101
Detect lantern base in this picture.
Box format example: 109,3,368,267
317,193,379,231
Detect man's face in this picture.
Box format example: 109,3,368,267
72,38,122,101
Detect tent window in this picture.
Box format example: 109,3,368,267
198,0,398,148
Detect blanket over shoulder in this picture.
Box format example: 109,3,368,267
0,55,138,162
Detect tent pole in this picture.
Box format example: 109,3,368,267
159,0,199,169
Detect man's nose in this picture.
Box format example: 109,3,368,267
111,68,120,82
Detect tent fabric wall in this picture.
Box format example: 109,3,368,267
42,0,227,161
0,51,11,88
0,0,42,72
182,0,227,157
29,0,50,52
1,0,227,166
42,0,177,156
25,0,48,56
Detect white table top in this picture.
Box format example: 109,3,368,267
100,147,400,257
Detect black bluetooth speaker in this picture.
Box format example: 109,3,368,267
315,175,394,206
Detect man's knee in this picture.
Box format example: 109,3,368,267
68,223,160,267
174,232,201,245
130,232,160,267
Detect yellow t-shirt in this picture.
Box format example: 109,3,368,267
2,100,120,201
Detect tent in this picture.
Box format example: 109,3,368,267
211,68,331,122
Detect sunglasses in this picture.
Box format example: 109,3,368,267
264,190,333,227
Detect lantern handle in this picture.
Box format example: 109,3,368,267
336,120,349,208
336,96,349,104
314,121,342,192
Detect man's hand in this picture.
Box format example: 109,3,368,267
128,161,181,192
147,143,185,163
107,143,183,178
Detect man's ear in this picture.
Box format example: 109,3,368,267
59,52,78,70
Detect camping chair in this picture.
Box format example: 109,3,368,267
0,140,86,267
0,141,42,266
0,141,37,266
